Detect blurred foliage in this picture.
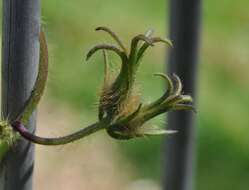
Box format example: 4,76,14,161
1,0,249,189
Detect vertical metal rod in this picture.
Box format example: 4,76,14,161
0,0,40,190
163,0,201,190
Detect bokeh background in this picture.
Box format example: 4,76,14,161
1,0,249,189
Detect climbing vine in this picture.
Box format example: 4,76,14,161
0,27,194,155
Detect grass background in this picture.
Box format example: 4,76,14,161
2,0,249,189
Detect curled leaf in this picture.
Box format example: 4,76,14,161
96,26,127,54
86,44,127,62
154,73,174,95
130,34,154,63
151,37,173,47
172,73,183,96
136,37,172,63
172,104,196,113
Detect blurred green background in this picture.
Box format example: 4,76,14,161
2,0,249,189
43,0,249,189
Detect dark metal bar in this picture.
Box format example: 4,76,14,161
163,0,201,190
0,0,40,189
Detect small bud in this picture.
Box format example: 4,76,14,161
88,27,195,140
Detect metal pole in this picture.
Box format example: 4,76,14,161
1,0,40,189
163,0,201,190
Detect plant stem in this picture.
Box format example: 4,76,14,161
12,120,108,146
17,31,49,125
